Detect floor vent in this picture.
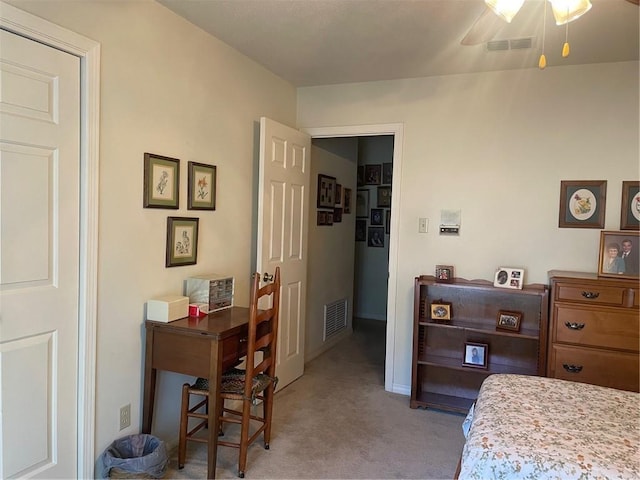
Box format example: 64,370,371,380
324,299,348,341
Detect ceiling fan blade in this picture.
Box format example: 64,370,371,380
461,7,507,46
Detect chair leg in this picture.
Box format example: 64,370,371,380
237,398,252,478
262,385,274,449
178,383,190,469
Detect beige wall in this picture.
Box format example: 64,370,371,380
6,0,297,464
297,61,639,392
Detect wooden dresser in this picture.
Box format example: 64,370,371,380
547,270,639,392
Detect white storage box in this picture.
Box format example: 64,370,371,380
184,274,234,313
146,295,189,322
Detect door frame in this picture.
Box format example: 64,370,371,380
302,123,403,394
0,2,101,477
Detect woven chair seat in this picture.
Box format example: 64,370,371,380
190,370,277,403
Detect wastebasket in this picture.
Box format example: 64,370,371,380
100,434,168,479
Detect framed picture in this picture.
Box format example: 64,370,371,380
370,208,384,226
355,219,367,241
166,217,199,267
598,230,639,279
463,342,488,369
377,186,391,207
385,209,391,235
382,162,393,185
317,210,327,226
558,180,607,228
494,267,524,289
364,164,382,185
143,152,179,209
435,265,454,283
344,188,352,214
317,174,336,208
356,189,369,218
334,208,343,223
430,301,452,321
187,161,216,210
335,184,343,207
496,310,522,332
368,227,384,247
620,181,640,230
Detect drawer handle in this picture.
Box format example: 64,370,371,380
581,291,600,299
239,337,248,343
564,322,585,330
562,364,583,373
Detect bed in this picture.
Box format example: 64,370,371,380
458,374,640,479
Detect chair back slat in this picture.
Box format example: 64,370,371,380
244,267,280,398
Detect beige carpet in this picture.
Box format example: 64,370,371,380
163,318,466,479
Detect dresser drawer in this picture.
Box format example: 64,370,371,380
553,304,640,352
551,345,639,392
555,283,628,306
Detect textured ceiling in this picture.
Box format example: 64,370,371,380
157,0,639,87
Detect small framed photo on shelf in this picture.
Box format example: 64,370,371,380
494,267,524,289
435,265,454,283
620,181,640,230
187,161,216,210
463,342,488,369
430,301,452,321
166,217,199,267
558,180,607,229
143,152,180,209
598,230,639,279
496,310,522,332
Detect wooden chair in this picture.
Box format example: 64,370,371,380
178,268,281,478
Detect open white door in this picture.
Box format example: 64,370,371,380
258,117,311,390
0,29,80,479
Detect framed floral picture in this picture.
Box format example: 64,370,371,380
558,180,606,229
620,181,640,230
143,152,179,209
166,217,199,267
188,161,216,210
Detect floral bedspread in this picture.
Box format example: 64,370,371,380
459,374,639,479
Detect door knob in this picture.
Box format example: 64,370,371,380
263,272,274,282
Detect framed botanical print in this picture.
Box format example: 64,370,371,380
166,217,199,267
620,181,640,230
558,180,606,229
143,152,179,209
188,161,216,210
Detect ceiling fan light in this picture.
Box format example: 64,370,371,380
549,0,592,25
485,0,525,23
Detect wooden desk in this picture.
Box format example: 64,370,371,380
142,307,249,479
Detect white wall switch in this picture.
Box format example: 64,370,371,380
419,218,428,233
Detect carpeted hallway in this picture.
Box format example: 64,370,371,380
164,318,466,479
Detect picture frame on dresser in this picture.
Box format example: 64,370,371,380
558,180,606,229
598,230,639,279
620,181,640,230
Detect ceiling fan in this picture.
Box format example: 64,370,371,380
461,0,639,46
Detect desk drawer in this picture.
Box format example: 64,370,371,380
553,304,639,352
221,333,248,370
555,283,627,306
551,344,639,392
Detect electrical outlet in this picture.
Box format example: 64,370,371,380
119,404,131,430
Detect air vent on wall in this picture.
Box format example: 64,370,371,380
487,37,534,51
323,299,348,341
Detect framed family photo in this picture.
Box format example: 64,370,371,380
430,301,452,321
558,180,606,229
463,342,488,369
166,217,199,267
187,161,216,210
620,181,640,230
364,164,382,185
493,267,524,289
317,174,336,208
496,310,522,332
143,152,179,209
598,230,639,279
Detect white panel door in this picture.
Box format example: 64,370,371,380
258,117,310,390
0,29,80,479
